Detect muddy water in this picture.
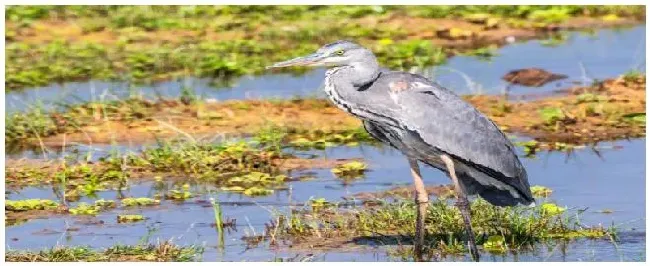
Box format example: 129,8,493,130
5,138,645,261
5,26,645,113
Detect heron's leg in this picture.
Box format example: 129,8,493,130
440,154,480,262
408,158,428,261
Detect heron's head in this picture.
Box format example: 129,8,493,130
267,40,377,69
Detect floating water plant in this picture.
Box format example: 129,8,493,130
310,198,332,212
530,185,553,198
121,197,160,207
166,190,193,201
6,199,59,211
5,241,204,262
69,203,101,215
117,214,145,223
288,128,375,149
331,161,368,179
243,187,274,197
541,202,566,215
483,235,507,253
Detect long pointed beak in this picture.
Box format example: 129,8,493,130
266,53,323,69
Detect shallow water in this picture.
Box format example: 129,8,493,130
5,26,645,113
6,138,646,261
5,24,646,262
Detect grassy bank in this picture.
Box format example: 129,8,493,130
5,5,645,89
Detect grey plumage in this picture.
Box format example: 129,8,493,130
268,40,534,206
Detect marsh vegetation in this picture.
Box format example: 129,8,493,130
4,5,646,262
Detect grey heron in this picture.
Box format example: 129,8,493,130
267,40,534,262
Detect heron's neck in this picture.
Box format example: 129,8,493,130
348,61,380,87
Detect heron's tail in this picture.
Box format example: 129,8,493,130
457,170,535,207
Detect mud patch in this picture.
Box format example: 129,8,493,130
469,75,646,144
8,75,644,153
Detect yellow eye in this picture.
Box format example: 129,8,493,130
335,50,345,56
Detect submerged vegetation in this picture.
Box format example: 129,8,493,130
5,5,644,89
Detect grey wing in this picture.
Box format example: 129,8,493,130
377,73,533,202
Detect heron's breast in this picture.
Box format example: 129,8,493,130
323,71,355,115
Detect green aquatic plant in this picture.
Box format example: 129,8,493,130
482,235,507,253
5,103,58,145
94,199,117,209
5,241,204,262
621,113,646,125
287,127,375,149
5,167,50,187
243,187,274,197
69,203,101,215
166,184,193,201
527,8,570,23
117,214,146,223
121,197,161,207
541,202,566,215
331,161,368,179
254,124,288,151
530,185,553,198
462,46,499,61
210,196,225,249
265,197,609,257
216,172,287,197
6,199,59,211
310,198,332,212
127,141,282,180
539,107,568,128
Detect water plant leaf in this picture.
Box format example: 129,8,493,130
69,203,101,215
331,161,368,179
622,113,645,124
242,187,274,197
483,235,506,253
6,199,59,211
541,202,566,215
539,107,566,125
530,185,553,198
121,197,160,207
117,214,145,223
